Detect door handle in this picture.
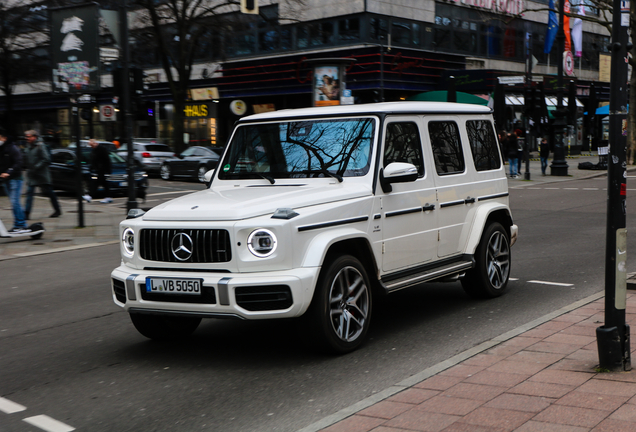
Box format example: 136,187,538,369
422,203,435,211
465,197,476,204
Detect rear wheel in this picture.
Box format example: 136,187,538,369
130,313,201,341
462,222,511,298
306,255,372,354
160,164,172,180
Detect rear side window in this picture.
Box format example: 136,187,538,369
428,121,465,175
383,122,424,176
466,120,501,171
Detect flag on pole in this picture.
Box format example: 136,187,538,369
564,0,572,52
571,1,584,57
544,0,558,54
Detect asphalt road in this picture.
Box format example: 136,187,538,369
0,175,634,432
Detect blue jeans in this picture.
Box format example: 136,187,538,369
540,156,549,175
508,157,518,177
3,178,27,229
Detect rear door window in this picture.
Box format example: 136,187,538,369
428,121,465,175
466,120,501,171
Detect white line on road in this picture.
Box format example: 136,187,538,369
583,188,599,190
544,187,560,190
564,188,579,190
0,397,26,414
528,280,574,287
23,415,75,432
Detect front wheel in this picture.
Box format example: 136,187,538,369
306,255,372,354
462,222,511,299
130,313,201,341
160,164,172,180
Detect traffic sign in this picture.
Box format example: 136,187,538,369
100,104,117,122
498,76,525,85
564,51,574,76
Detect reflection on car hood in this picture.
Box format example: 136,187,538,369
143,182,371,221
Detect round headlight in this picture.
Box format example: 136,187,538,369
247,229,277,257
122,227,135,256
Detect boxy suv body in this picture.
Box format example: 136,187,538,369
111,102,518,353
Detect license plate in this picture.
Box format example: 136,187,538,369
119,181,128,187
145,277,202,295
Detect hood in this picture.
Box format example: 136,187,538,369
143,181,372,221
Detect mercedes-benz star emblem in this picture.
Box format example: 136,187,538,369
171,232,194,261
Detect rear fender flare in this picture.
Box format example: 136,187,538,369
465,203,514,255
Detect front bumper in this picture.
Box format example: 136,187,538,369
111,265,321,320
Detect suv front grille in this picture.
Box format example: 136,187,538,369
140,229,231,263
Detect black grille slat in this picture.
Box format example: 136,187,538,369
235,286,293,311
140,229,231,263
112,278,126,303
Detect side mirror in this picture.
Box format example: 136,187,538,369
204,169,215,183
380,162,418,193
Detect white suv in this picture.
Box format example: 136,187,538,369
111,102,518,353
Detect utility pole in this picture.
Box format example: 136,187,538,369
596,0,631,372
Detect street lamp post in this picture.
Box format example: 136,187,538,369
120,0,137,212
550,0,569,176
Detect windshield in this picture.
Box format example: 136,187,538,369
218,118,375,180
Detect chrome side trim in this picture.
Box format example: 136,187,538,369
126,274,138,301
218,277,232,306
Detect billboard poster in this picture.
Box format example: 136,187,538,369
50,4,100,93
314,66,340,106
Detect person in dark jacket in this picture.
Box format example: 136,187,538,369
83,138,113,203
0,128,29,232
539,137,550,176
505,131,519,178
23,130,61,218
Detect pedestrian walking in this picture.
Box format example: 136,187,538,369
505,131,519,178
83,138,113,204
539,136,550,176
23,130,61,219
0,128,29,233
515,128,524,174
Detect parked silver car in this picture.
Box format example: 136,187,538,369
117,140,174,174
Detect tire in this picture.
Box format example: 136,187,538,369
197,165,207,183
160,164,172,180
130,313,201,341
462,222,511,299
306,255,372,354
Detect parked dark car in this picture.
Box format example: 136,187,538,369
159,146,221,182
50,148,148,198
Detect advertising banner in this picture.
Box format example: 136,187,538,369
314,65,341,106
50,4,100,93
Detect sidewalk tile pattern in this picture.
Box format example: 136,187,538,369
319,295,636,432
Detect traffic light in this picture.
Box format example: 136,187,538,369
240,0,258,14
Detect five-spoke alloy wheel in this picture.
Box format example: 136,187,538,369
462,222,511,298
307,255,372,353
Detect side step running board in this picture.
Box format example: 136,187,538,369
380,260,474,294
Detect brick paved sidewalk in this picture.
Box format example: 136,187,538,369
311,293,636,432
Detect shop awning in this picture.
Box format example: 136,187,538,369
506,95,584,107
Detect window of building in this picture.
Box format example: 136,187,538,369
339,18,360,41
428,121,465,175
384,122,424,176
466,120,501,171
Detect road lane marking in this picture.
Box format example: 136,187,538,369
23,415,75,432
0,397,26,413
528,280,574,287
583,188,599,190
564,188,579,190
544,187,560,190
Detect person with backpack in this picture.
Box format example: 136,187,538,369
23,130,61,219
